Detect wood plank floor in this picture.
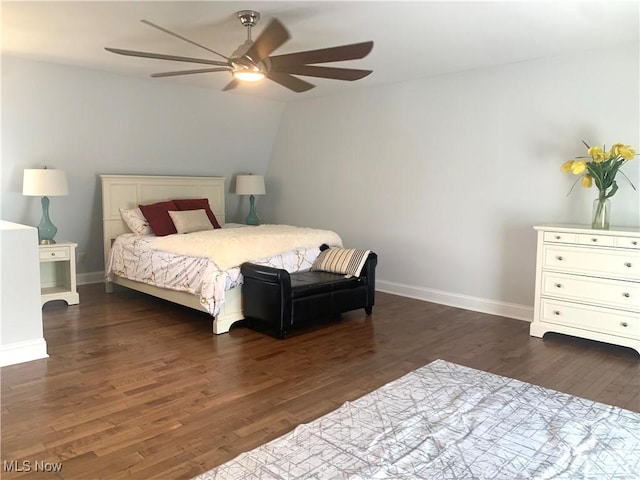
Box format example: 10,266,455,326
1,284,638,479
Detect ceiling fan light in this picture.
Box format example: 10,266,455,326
232,69,265,82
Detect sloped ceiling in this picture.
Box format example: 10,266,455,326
2,1,638,102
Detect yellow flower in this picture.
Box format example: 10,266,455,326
609,143,635,160
571,160,587,175
620,145,636,160
560,160,574,173
610,143,624,156
561,141,636,198
587,146,605,163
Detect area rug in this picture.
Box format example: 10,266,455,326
193,359,640,479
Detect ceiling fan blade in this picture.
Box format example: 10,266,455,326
269,41,374,67
243,18,290,64
266,72,315,93
151,67,231,78
105,47,229,66
271,65,372,81
141,19,228,60
223,79,240,91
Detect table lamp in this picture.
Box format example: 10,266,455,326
235,174,265,225
23,167,69,244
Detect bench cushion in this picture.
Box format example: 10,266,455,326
290,271,362,299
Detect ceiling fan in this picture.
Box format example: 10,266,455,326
105,10,374,93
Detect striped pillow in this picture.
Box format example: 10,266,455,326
311,248,371,277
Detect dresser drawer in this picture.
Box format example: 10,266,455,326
576,234,615,247
617,237,640,250
543,231,577,244
541,299,639,340
39,246,70,261
543,245,640,281
542,272,640,312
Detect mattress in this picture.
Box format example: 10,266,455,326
106,231,321,316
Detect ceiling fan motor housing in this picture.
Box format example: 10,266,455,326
231,10,269,78
237,10,260,28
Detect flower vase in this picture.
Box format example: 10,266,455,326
591,197,610,230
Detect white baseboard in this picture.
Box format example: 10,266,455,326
77,271,105,285
0,338,48,367
376,280,533,322
75,272,533,321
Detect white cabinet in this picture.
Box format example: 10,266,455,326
531,225,640,354
0,221,47,366
39,242,80,306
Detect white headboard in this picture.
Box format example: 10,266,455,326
100,174,226,269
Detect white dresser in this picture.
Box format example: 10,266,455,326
531,224,640,354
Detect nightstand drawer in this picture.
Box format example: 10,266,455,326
39,246,70,261
543,245,640,281
542,272,640,312
541,299,639,339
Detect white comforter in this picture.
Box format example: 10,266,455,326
106,225,342,317
152,224,343,271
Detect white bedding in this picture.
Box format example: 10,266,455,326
152,224,343,271
106,227,333,316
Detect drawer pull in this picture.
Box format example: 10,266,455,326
555,283,562,288
591,238,598,242
51,252,55,256
621,322,628,328
623,293,630,298
553,310,561,316
633,241,638,246
625,262,633,268
555,235,561,240
556,256,564,261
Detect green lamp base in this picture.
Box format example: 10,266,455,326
245,195,261,225
37,196,58,244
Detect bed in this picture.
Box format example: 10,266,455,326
101,174,340,334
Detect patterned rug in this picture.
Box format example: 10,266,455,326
193,359,640,479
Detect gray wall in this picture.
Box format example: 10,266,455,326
2,44,638,320
1,56,285,277
263,44,640,319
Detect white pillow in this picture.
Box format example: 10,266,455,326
119,207,153,235
168,209,214,234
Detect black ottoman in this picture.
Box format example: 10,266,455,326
240,252,377,338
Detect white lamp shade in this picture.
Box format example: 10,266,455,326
23,169,69,196
235,175,265,195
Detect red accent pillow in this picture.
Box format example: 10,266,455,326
138,201,179,236
173,198,221,229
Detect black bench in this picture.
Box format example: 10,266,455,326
240,251,377,338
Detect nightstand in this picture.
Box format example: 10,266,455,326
38,242,80,306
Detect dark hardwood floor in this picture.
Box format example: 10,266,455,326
1,284,638,479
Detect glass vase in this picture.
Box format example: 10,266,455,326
591,197,610,230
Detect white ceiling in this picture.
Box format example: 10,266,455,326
2,1,638,102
